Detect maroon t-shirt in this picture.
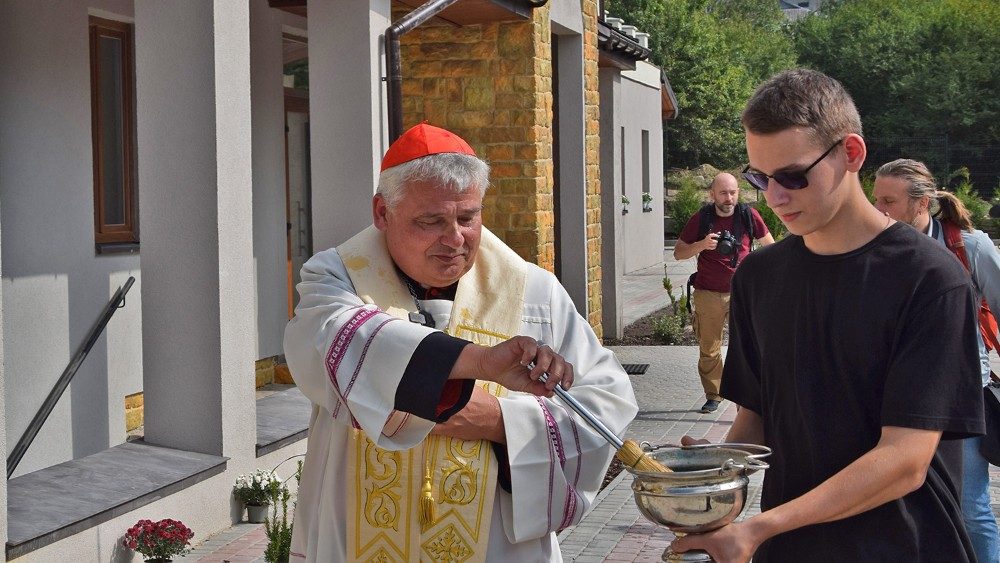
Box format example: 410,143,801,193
678,206,769,293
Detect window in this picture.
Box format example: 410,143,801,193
90,16,138,249
620,126,626,197
641,130,650,196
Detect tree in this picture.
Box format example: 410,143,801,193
606,0,796,168
793,0,1000,184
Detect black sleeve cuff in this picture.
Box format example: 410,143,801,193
491,442,512,494
394,332,474,421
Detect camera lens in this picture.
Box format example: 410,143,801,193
717,231,736,255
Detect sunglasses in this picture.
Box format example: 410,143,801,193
742,139,843,191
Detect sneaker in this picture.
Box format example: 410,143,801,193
699,399,720,414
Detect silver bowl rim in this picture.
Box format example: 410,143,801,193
626,442,772,479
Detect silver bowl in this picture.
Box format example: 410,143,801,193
626,443,770,562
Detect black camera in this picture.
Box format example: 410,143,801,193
716,230,738,255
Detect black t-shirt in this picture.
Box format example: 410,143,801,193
722,223,984,562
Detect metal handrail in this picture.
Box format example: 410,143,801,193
7,276,135,479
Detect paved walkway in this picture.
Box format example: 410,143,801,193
187,249,1000,561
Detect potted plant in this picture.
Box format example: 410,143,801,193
122,518,194,562
621,194,630,215
642,192,654,212
234,469,281,523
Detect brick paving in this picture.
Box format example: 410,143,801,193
183,523,267,562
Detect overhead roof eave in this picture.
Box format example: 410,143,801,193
597,20,651,70
660,70,679,120
269,0,537,25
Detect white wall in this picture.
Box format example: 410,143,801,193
308,0,390,250
251,0,290,359
0,0,142,476
619,61,664,274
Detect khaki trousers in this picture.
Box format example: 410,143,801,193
692,289,730,400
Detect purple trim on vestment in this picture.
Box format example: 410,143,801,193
536,397,558,531
333,316,395,419
325,306,379,421
382,411,411,438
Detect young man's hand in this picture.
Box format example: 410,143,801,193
671,520,761,563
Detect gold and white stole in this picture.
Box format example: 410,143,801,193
337,225,527,563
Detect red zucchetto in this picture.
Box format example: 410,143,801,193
380,123,477,171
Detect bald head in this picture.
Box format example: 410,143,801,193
711,173,738,192
709,173,739,216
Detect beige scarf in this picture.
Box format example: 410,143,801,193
337,225,527,563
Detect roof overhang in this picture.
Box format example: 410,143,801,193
269,0,537,25
661,70,679,120
597,20,651,70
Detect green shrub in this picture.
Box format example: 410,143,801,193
653,314,685,344
953,181,989,223
675,294,690,327
860,173,876,203
751,199,784,240
263,479,292,563
670,177,707,232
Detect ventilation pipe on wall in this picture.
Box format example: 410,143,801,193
385,0,549,142
385,0,461,143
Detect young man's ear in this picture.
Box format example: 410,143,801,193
843,134,867,173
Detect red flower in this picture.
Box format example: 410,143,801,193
122,518,194,559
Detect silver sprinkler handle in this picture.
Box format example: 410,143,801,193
537,372,624,450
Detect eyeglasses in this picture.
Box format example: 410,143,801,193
742,139,843,191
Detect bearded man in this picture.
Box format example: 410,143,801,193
674,172,773,413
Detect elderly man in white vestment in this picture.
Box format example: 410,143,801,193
285,123,638,562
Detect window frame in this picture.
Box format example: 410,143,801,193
89,16,139,249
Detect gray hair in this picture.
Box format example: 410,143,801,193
876,158,974,230
377,153,490,208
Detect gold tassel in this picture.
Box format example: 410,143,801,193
419,440,436,527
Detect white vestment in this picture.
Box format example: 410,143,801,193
285,227,638,562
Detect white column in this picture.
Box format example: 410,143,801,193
134,0,256,459
0,202,8,548
250,0,289,358
599,68,625,338
307,0,390,250
554,33,589,315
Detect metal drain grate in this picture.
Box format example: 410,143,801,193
622,363,649,375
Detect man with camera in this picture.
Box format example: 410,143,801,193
674,172,773,413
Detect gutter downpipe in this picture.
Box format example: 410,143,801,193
385,0,461,143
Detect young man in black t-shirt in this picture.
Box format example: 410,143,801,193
672,69,984,562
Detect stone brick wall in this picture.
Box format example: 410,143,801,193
398,14,553,267
581,0,603,333
125,392,143,432
396,3,604,336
